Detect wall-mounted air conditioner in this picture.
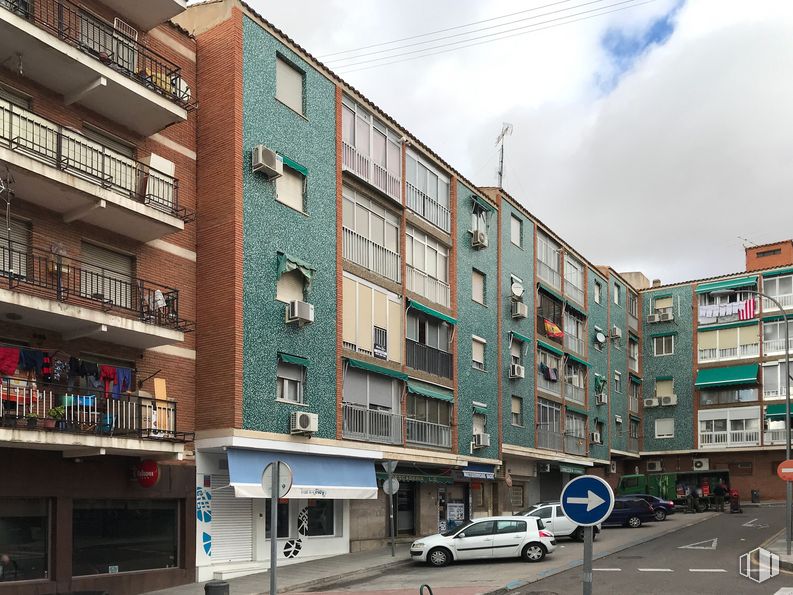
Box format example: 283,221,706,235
472,230,488,249
512,301,528,319
644,398,659,408
509,364,525,379
597,393,608,405
659,312,674,322
660,395,678,406
692,457,709,471
290,411,318,435
646,313,660,323
590,431,602,444
286,300,314,325
473,433,491,448
252,145,284,179
647,460,662,472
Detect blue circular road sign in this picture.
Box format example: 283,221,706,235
560,475,615,526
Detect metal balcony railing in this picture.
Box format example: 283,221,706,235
406,183,450,232
342,227,400,282
565,383,585,404
564,333,584,355
564,433,587,456
564,279,585,305
628,312,639,332
699,343,760,362
406,265,450,308
0,380,191,441
699,429,760,448
537,260,561,290
763,294,793,310
764,338,793,355
341,142,401,203
764,429,788,445
0,241,192,331
342,403,403,445
1,0,191,108
537,428,563,451
406,339,453,379
0,103,192,221
629,395,640,413
406,418,451,449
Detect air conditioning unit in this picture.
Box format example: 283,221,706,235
286,300,315,325
590,431,602,444
290,411,318,435
647,460,662,472
472,230,488,249
659,311,674,322
609,461,617,474
660,394,678,406
538,463,551,473
646,313,660,324
692,457,709,471
596,393,608,405
473,432,491,448
511,301,529,319
252,145,284,179
509,364,525,379
611,326,623,339
644,398,659,408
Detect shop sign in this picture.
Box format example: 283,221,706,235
447,502,465,521
559,464,585,476
133,459,160,488
462,464,496,480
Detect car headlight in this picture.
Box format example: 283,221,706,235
412,542,425,549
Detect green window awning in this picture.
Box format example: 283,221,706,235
566,353,591,368
472,195,496,213
473,406,488,416
559,464,585,475
564,403,588,415
763,267,793,279
345,358,407,381
695,363,759,389
565,300,587,317
651,331,677,338
763,314,789,323
276,252,315,291
280,154,308,176
538,282,564,303
629,373,642,384
537,339,564,357
656,375,673,381
695,275,757,294
407,299,456,326
407,380,454,403
765,404,793,420
511,331,532,344
698,319,758,332
278,352,309,367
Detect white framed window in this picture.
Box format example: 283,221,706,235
764,275,793,300
275,56,304,115
564,255,585,304
405,151,451,232
511,395,523,426
536,231,561,289
510,215,522,247
406,226,449,282
342,186,400,252
763,361,790,399
653,335,675,356
628,293,638,317
613,283,621,306
472,412,487,434
510,339,522,367
628,337,639,370
276,269,304,303
472,269,485,304
277,361,304,404
594,281,602,304
275,166,305,213
472,336,486,370
614,371,622,393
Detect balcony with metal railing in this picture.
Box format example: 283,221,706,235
698,343,760,362
406,339,453,379
538,373,562,396
406,265,450,308
564,333,584,355
564,433,587,456
764,338,793,355
763,294,793,311
764,429,788,445
0,0,190,135
700,429,760,448
342,403,403,445
342,227,400,283
341,142,401,203
565,383,585,404
0,241,191,348
537,428,563,451
537,260,561,290
406,418,451,449
628,312,639,333
0,102,190,241
564,279,585,306
406,183,450,232
629,395,640,413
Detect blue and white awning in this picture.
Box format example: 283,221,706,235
227,448,378,499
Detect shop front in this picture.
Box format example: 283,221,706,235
538,461,585,501
456,463,496,519
195,444,379,581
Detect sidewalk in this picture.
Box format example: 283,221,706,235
144,545,411,595
764,529,793,572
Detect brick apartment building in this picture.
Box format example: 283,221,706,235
0,0,198,593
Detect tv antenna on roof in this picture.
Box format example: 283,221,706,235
738,236,758,248
495,122,513,189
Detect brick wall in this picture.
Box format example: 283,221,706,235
746,241,793,272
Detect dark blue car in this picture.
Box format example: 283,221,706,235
603,497,656,528
632,494,676,521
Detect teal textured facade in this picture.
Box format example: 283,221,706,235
641,285,696,451
456,182,499,459
588,269,610,461
241,16,338,438
609,274,629,451
500,200,536,448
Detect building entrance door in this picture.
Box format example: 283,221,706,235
396,483,416,535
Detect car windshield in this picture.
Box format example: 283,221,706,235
520,505,541,515
442,521,472,537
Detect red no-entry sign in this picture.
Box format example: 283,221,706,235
777,460,793,481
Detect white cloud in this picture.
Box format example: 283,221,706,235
244,0,793,283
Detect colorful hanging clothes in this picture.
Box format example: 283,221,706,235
100,365,117,396
52,358,68,382
113,367,132,399
543,319,564,339
0,347,19,376
42,354,52,382
19,349,43,373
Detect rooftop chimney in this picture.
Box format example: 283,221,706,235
745,240,793,272
652,279,662,287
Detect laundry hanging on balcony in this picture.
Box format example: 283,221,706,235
543,318,564,339
276,252,315,292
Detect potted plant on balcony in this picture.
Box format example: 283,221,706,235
25,413,39,429
48,406,66,430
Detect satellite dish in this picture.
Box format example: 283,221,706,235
511,282,524,298
595,332,607,344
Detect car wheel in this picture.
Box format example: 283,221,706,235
654,508,667,522
428,547,451,567
572,527,585,541
522,542,546,562
627,516,642,528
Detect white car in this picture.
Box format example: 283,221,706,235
517,502,601,541
410,515,556,567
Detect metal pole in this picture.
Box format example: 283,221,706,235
270,463,279,595
582,525,593,595
497,141,504,188
388,490,396,557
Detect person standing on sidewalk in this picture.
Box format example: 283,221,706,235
714,482,727,512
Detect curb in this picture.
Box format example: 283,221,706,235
485,513,719,594
279,558,412,593
760,528,793,574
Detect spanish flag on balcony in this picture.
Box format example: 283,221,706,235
543,319,564,339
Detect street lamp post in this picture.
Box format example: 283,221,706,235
713,289,790,554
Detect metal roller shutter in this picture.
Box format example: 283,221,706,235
0,219,30,278
210,475,254,563
80,242,133,310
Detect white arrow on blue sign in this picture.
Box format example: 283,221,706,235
560,475,615,526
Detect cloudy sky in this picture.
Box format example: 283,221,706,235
246,0,793,284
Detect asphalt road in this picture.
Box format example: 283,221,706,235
516,506,792,595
